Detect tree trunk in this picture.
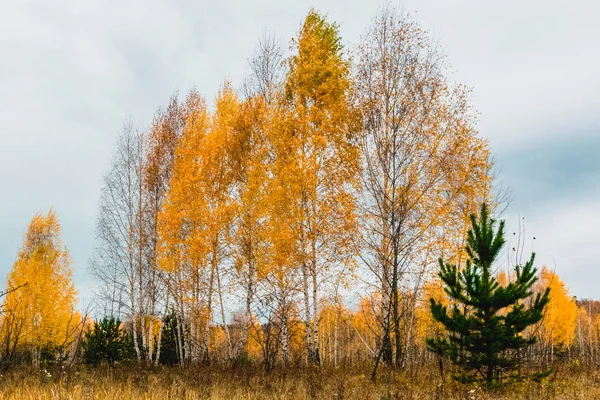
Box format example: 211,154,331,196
281,295,289,366
312,257,320,365
302,262,313,364
154,288,169,366
215,258,232,360
204,259,215,364
239,244,255,358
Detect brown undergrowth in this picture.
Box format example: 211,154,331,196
0,363,598,399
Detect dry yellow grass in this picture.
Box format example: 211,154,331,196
0,364,597,399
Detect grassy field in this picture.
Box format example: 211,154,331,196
0,364,598,399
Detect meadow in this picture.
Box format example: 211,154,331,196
0,364,598,400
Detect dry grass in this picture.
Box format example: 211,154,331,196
0,364,597,399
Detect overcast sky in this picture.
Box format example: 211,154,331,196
1,0,598,306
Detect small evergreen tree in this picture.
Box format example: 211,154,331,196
83,317,134,365
427,204,550,385
159,310,181,366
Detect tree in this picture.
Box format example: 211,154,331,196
143,91,199,366
355,7,492,375
157,84,238,364
415,278,446,349
427,204,550,385
83,317,134,365
283,9,360,365
538,267,577,354
91,93,203,366
1,210,79,367
158,309,183,366
157,95,211,364
231,33,284,361
89,121,149,362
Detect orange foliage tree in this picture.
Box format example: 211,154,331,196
538,267,578,351
1,210,79,367
282,9,360,365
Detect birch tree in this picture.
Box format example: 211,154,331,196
90,121,149,362
284,9,360,365
355,7,491,374
1,210,78,367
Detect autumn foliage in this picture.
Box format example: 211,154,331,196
0,9,596,394
0,210,80,366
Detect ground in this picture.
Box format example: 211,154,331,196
0,364,597,399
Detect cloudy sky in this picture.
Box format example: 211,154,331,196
1,0,598,305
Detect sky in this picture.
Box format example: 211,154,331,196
0,0,598,306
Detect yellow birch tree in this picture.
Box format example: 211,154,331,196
283,9,360,365
1,210,78,367
539,267,578,350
